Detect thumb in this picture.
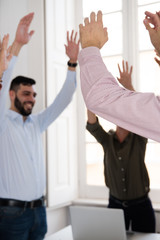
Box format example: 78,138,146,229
143,19,152,31
7,53,13,62
7,45,12,54
29,30,35,39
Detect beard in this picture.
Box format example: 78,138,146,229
14,96,34,116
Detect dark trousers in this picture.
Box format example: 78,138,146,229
0,206,47,240
108,194,155,233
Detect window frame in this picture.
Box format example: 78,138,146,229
77,0,160,203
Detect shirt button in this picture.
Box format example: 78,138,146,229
122,178,125,182
123,188,127,192
118,156,122,160
121,168,124,171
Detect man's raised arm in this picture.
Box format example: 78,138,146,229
0,13,35,126
78,11,160,142
0,34,12,82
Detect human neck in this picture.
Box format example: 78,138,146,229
10,106,28,121
116,126,130,143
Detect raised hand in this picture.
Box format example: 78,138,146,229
0,34,12,79
154,49,160,67
143,11,160,55
15,12,34,45
79,10,108,49
87,109,97,124
117,60,134,91
64,30,80,62
11,12,35,56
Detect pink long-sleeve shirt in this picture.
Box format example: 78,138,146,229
78,47,160,142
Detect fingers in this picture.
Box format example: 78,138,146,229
144,11,160,29
7,45,11,55
66,30,79,44
1,34,9,50
129,65,133,75
29,30,35,38
122,60,128,73
118,63,122,74
155,48,160,57
97,10,103,24
154,57,160,65
79,23,83,31
70,30,74,42
156,11,160,18
144,11,156,19
118,60,132,74
65,30,79,59
77,39,80,47
125,61,129,72
20,12,34,27
74,32,78,42
90,12,96,22
155,57,160,66
79,24,83,40
84,11,103,26
143,18,152,31
122,60,125,72
7,53,13,62
84,17,89,25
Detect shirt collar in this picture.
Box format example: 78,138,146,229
7,109,33,122
113,131,133,143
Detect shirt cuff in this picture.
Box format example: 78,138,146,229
86,117,100,131
78,47,101,65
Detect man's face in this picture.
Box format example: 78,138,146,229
13,84,37,116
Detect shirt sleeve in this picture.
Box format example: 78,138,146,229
86,117,109,148
78,47,160,142
136,134,148,145
0,56,17,128
37,70,76,132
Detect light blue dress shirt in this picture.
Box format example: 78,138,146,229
0,57,76,201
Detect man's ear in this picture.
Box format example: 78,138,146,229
9,90,16,100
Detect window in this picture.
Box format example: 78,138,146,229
80,0,160,202
137,1,160,194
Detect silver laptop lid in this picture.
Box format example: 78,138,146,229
69,206,127,240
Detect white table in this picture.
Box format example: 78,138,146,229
45,226,73,240
127,232,160,240
45,225,160,240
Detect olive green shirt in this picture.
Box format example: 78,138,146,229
86,118,149,200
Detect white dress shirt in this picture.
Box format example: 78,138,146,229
0,57,76,201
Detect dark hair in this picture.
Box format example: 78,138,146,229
9,76,36,92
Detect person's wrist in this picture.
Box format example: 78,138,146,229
0,70,4,80
0,75,3,89
11,40,23,56
13,40,23,48
67,61,77,68
81,42,101,49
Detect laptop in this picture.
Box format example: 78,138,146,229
69,205,127,240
